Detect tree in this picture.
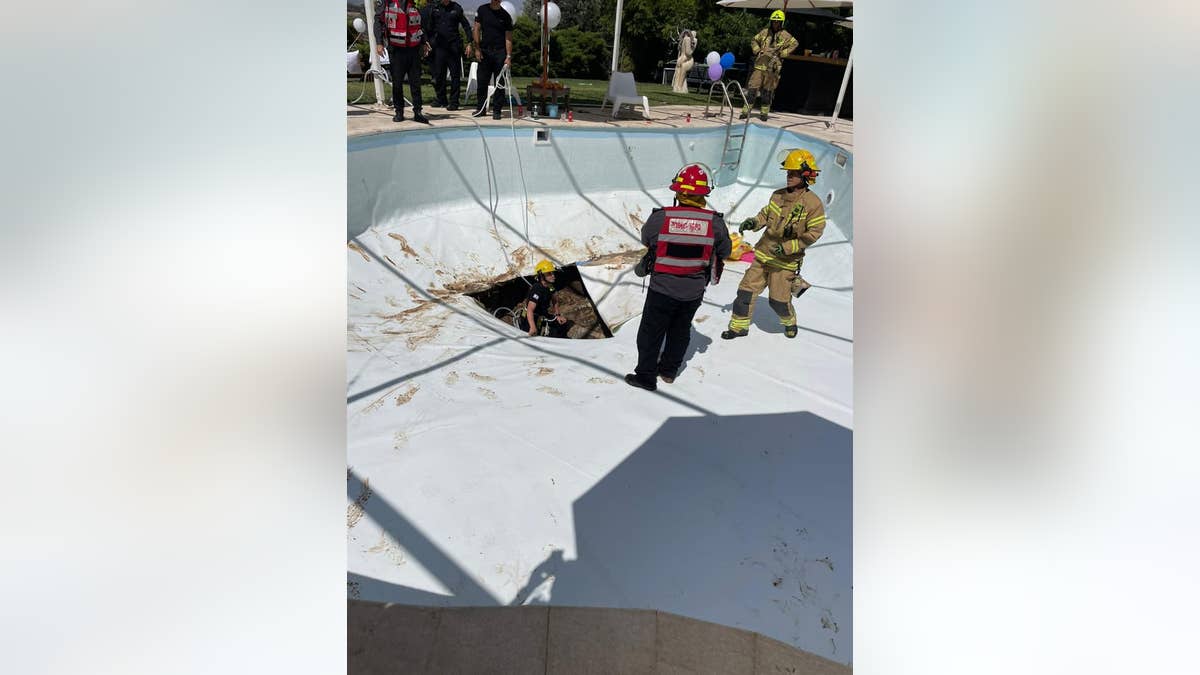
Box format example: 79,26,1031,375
620,0,697,81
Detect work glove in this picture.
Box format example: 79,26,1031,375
738,218,756,234
769,242,785,257
782,223,795,239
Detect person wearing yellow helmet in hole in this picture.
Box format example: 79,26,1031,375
519,260,570,337
723,149,825,340
742,10,798,121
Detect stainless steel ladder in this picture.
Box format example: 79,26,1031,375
704,80,752,183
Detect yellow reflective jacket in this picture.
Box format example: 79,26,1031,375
751,28,798,71
746,186,826,271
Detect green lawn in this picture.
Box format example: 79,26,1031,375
347,75,717,107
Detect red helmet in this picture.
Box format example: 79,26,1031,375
669,163,712,196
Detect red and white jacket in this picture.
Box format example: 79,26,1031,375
382,0,424,48
653,206,716,276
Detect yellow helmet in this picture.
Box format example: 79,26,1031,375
770,10,785,22
535,259,556,275
780,148,820,173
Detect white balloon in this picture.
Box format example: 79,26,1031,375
706,51,720,66
500,1,516,19
540,2,562,30
353,17,366,33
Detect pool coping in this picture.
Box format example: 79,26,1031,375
347,103,853,151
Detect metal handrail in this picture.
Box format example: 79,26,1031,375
703,81,751,185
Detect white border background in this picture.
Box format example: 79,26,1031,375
2,1,1197,673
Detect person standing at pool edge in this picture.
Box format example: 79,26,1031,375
473,0,514,121
723,149,825,341
742,10,798,121
625,164,732,392
425,0,473,110
375,0,431,124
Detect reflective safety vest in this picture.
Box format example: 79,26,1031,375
653,206,716,275
384,0,424,48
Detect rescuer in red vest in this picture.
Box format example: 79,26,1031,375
625,164,732,392
374,0,431,124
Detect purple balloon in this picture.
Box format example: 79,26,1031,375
708,63,724,80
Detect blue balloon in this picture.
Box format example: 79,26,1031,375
720,52,735,69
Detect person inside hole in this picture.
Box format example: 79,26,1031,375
519,260,571,338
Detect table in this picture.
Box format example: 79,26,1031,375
525,84,571,113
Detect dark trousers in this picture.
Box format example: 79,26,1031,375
634,289,703,382
474,48,506,113
431,46,463,105
388,45,423,113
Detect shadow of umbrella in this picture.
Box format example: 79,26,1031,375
514,411,853,663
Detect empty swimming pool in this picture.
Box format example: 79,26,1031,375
347,122,854,664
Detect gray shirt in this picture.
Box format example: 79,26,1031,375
641,207,732,301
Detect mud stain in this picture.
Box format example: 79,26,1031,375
538,386,564,397
534,367,554,377
587,377,615,384
348,241,371,262
468,372,496,382
393,430,408,448
445,371,459,385
694,315,709,323
394,385,420,406
346,477,372,530
364,531,408,566
478,387,497,400
387,232,419,258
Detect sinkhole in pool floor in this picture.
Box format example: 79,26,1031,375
466,264,613,339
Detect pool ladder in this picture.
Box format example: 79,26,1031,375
704,80,752,183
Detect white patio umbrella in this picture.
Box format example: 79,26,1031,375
716,0,853,9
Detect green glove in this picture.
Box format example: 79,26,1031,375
738,218,756,233
769,242,785,257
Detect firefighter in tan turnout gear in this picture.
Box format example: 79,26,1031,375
742,10,798,121
723,149,825,340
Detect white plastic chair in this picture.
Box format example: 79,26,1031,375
600,71,651,119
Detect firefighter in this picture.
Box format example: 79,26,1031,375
742,10,798,121
723,149,825,340
374,0,431,124
626,164,733,392
519,260,569,337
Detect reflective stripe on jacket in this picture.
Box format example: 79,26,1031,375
747,186,826,271
653,206,716,275
384,0,424,48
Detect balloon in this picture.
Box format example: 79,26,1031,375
353,17,366,33
705,51,720,67
500,1,516,19
707,63,723,80
720,51,734,69
539,2,562,29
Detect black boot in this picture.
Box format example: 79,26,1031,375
412,110,430,125
624,374,657,392
721,329,749,340
784,325,798,339
393,110,405,122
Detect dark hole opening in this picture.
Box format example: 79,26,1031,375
465,264,613,339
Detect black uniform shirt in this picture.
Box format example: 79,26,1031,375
474,3,513,52
525,281,555,319
426,1,472,49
